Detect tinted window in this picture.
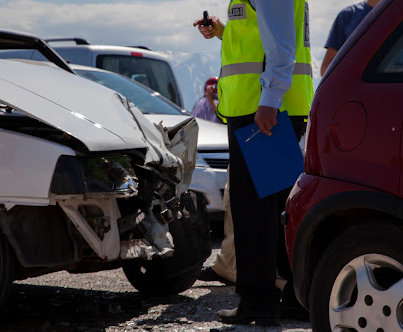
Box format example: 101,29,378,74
53,47,93,66
96,55,182,107
364,22,403,83
0,49,36,60
377,36,403,74
75,68,184,115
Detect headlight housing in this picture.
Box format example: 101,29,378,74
51,155,138,197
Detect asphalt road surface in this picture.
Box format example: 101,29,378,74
1,239,312,332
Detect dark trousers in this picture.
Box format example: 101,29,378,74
227,114,305,316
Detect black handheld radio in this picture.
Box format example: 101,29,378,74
202,11,212,26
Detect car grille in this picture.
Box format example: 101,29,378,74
198,151,229,170
204,158,229,169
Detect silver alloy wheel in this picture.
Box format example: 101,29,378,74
329,253,403,331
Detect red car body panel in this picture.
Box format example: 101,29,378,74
285,174,381,263
285,0,403,309
305,0,403,195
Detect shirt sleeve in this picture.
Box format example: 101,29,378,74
325,11,347,51
192,99,204,118
253,0,296,109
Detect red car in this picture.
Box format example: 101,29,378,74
284,0,403,330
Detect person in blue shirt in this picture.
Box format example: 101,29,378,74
321,0,380,76
194,0,296,326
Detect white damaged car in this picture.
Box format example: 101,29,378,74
0,30,211,307
0,37,229,225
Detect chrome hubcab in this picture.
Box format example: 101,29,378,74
329,254,403,331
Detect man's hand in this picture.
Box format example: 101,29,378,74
255,106,278,136
193,16,224,39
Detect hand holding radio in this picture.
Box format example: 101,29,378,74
193,11,225,39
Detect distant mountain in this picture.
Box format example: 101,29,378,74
162,51,220,111
163,48,324,111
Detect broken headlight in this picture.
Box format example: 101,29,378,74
51,155,138,197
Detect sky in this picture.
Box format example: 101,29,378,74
0,0,359,55
0,0,362,107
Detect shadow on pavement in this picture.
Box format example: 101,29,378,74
0,282,236,331
0,277,311,331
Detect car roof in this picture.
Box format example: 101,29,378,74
51,44,169,61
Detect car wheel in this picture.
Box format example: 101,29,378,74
310,224,403,332
123,190,209,296
0,231,14,308
123,260,203,296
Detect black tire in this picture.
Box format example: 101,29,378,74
310,224,403,332
123,190,210,296
277,187,293,281
0,232,14,309
123,260,203,296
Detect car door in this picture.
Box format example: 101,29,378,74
362,21,403,197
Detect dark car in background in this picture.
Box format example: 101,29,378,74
284,0,403,331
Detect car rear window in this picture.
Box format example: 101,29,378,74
364,21,403,83
96,55,182,107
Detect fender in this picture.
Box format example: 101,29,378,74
292,190,403,308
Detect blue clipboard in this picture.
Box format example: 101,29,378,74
235,111,303,198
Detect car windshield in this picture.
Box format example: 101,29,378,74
96,55,181,107
75,68,184,115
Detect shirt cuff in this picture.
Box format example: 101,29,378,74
258,87,284,109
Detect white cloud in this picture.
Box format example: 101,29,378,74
0,0,361,55
0,0,227,53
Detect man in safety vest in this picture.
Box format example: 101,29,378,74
194,0,313,326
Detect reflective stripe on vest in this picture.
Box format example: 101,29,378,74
280,0,314,116
220,62,312,78
217,0,314,119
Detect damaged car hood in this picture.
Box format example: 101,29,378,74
144,114,228,150
0,59,174,156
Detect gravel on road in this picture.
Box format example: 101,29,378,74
1,247,313,332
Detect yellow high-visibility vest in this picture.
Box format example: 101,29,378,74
217,0,314,120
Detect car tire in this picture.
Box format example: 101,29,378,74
0,231,14,309
309,224,403,332
123,190,210,296
123,260,203,296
